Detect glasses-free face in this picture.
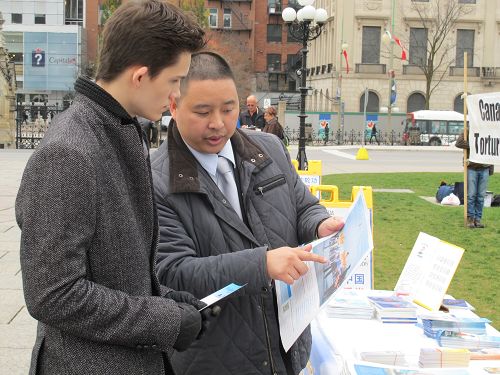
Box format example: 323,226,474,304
171,78,239,154
131,52,191,122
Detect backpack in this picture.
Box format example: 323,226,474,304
492,194,500,207
436,184,454,203
453,182,464,205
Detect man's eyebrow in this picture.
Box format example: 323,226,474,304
192,100,236,110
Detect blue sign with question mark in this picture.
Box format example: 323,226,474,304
32,49,45,67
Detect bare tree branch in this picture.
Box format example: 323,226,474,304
402,0,472,108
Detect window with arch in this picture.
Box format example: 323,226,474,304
359,91,379,112
407,92,426,113
454,93,468,114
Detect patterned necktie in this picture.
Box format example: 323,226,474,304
216,156,243,220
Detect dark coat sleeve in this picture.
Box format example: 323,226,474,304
153,188,270,297
16,144,181,353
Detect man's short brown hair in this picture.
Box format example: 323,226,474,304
96,0,205,82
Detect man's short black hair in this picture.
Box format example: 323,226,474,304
180,52,235,95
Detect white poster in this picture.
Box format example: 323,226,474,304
394,232,464,311
466,92,500,165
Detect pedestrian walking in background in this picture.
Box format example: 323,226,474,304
138,116,159,148
323,123,330,145
455,132,494,228
263,105,285,141
369,123,379,144
15,2,214,374
151,52,344,375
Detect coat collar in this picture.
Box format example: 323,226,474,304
167,121,270,194
74,76,137,126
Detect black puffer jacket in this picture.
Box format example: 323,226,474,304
151,124,330,374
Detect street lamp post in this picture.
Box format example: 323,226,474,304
282,0,327,170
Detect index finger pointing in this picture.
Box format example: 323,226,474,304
297,251,327,264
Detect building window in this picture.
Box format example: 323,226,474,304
11,13,23,24
267,54,281,72
268,0,282,13
359,91,380,112
287,54,299,72
287,27,300,43
456,29,474,67
409,27,428,66
362,26,381,64
223,9,231,28
267,24,282,42
454,93,465,113
65,0,84,25
34,14,46,24
209,9,217,28
407,92,426,113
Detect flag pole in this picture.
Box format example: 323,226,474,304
463,52,468,227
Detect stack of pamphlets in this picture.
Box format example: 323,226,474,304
437,331,500,350
326,291,374,319
418,347,471,368
441,299,475,311
420,313,500,349
421,314,490,337
359,350,408,366
367,295,417,324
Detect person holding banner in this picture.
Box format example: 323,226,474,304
151,52,344,375
456,132,494,228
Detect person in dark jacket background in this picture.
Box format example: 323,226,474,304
239,94,265,129
455,132,494,228
15,2,211,374
151,52,343,375
263,105,284,140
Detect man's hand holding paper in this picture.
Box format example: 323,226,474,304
317,216,345,238
266,244,328,285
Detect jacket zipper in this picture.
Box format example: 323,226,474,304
254,175,286,196
260,295,278,374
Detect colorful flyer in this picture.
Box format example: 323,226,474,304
199,283,246,310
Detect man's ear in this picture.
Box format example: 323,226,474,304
170,97,178,119
131,66,149,87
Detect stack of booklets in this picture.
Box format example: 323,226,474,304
421,314,500,349
367,295,417,324
422,314,490,337
326,291,374,319
441,299,475,311
436,331,500,350
359,350,408,366
418,347,471,368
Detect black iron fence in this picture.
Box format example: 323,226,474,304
283,127,404,146
16,103,65,149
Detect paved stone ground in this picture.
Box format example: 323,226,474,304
0,150,35,374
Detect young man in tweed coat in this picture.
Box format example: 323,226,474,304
15,1,211,374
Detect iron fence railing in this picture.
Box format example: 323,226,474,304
283,127,404,146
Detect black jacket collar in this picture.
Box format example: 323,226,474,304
167,121,271,193
74,76,137,125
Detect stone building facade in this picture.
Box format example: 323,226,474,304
0,12,16,148
305,0,500,116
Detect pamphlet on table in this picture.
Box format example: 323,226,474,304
275,191,373,351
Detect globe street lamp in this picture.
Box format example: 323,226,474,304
282,0,327,170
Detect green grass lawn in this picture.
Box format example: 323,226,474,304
322,172,500,328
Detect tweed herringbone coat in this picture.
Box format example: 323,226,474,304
16,78,182,375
